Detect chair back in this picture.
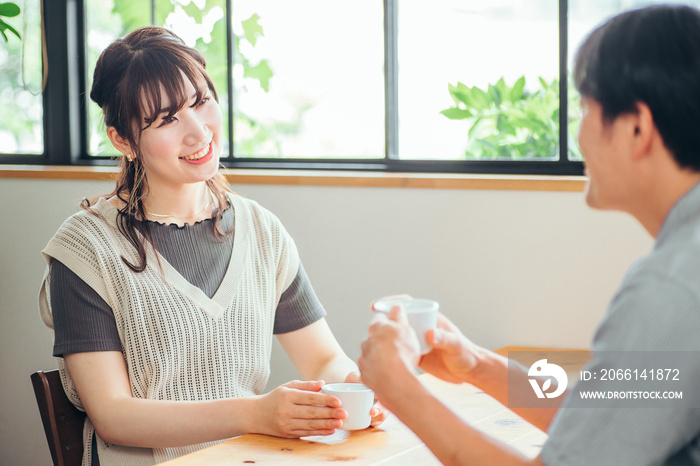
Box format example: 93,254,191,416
31,369,86,466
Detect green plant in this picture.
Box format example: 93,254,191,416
0,2,20,42
236,14,273,92
441,76,581,160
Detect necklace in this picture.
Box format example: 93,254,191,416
145,190,215,220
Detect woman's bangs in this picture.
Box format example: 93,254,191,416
136,55,207,129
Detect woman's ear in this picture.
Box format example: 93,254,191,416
107,127,133,159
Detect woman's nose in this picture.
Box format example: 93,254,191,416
183,109,210,144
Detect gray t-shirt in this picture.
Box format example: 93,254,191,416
541,182,700,465
49,207,326,357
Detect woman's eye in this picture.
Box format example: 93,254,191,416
198,97,210,106
158,116,176,127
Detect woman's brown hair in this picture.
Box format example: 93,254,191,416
86,26,232,272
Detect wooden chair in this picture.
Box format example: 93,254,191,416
31,369,86,466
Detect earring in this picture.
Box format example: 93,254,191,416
125,153,132,162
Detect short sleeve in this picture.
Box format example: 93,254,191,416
541,273,700,465
50,259,122,357
273,262,327,334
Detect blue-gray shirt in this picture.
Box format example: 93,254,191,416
541,182,700,465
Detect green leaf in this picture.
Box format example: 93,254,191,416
443,74,565,160
0,19,19,41
467,117,484,139
0,3,20,17
470,87,491,110
112,1,150,32
488,83,501,106
241,13,264,46
182,2,203,23
477,138,498,153
495,77,508,101
511,76,526,101
509,117,538,132
440,108,472,120
497,120,517,137
447,82,474,106
244,59,273,92
456,82,471,94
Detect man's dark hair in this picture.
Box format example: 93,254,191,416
574,4,700,171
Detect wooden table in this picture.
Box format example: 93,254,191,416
161,347,590,465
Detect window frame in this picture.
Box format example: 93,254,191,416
0,0,584,176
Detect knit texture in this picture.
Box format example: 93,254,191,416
38,194,299,465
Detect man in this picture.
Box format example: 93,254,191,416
358,5,700,465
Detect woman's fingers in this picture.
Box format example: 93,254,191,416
301,391,341,409
280,380,342,408
283,379,324,391
288,429,336,438
290,416,344,431
370,401,388,426
298,404,346,421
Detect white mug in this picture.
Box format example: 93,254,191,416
320,383,374,430
373,298,439,354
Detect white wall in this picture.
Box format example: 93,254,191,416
0,177,652,466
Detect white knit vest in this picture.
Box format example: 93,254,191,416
38,194,299,465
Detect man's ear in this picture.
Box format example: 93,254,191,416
106,127,132,157
630,102,655,161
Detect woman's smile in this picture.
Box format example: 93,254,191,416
180,141,213,165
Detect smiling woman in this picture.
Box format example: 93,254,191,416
87,26,230,267
37,26,385,466
105,74,223,223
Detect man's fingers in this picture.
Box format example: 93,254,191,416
426,328,459,352
369,311,390,326
436,313,458,331
370,294,412,311
388,305,409,325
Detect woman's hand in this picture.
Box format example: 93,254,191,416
419,314,483,384
253,380,347,438
343,371,388,427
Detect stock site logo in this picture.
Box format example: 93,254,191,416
528,359,568,399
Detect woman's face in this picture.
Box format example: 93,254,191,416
136,75,223,192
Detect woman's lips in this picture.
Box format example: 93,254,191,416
180,142,213,165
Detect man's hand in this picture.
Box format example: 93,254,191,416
359,306,421,400
419,314,483,384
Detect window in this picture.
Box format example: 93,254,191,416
231,0,384,159
0,0,42,157
2,0,698,174
398,1,561,162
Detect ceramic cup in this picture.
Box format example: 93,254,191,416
372,298,440,354
320,383,374,430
